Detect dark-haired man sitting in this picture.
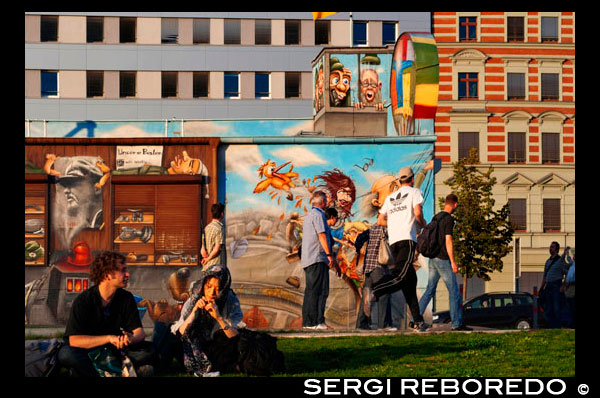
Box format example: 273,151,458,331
58,251,156,376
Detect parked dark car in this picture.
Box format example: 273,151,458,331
432,292,545,330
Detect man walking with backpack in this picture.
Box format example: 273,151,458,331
369,167,429,332
417,194,471,331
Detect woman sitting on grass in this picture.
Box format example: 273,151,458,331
171,265,284,376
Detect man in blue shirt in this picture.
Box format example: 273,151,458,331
301,191,339,330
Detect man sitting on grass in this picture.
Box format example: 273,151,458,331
58,251,156,377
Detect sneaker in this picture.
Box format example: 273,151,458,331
413,321,431,332
451,324,473,331
316,323,331,330
382,327,398,332
302,325,319,330
194,370,220,377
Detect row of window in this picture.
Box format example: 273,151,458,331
457,72,561,100
38,15,399,47
40,70,303,99
508,198,562,232
459,15,560,42
458,131,562,164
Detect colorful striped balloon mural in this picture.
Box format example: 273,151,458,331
390,32,439,135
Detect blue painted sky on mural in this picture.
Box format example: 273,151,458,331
224,143,436,223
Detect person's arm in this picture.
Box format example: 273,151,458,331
318,232,335,270
69,334,121,350
446,234,458,273
177,298,206,335
204,301,238,338
414,203,425,230
201,242,222,265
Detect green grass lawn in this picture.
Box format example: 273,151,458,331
161,329,574,377
274,330,574,378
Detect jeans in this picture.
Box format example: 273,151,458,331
418,258,463,328
356,268,392,329
58,341,157,377
302,262,330,327
544,280,564,329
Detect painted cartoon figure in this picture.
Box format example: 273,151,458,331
354,54,385,111
253,159,300,201
168,150,210,198
329,57,353,107
44,155,111,247
314,63,325,113
314,168,356,234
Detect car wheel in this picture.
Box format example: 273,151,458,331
516,319,531,330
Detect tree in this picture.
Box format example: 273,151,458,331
440,148,515,301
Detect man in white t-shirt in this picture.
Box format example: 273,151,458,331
369,166,429,332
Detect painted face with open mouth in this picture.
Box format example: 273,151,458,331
330,69,352,105
360,69,381,103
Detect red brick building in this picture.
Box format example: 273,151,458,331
432,12,575,298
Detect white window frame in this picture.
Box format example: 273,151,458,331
41,70,59,98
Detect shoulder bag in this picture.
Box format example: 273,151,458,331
377,230,394,266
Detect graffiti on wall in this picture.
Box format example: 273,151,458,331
44,155,110,248
224,143,435,328
313,56,325,115
390,33,439,136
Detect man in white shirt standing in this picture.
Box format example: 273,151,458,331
370,167,429,332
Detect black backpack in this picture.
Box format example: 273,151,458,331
417,212,450,259
24,339,64,377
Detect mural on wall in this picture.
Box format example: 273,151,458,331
313,56,325,115
390,32,439,136
224,142,436,328
329,56,354,107
25,119,316,139
44,155,110,248
355,54,387,111
25,144,215,327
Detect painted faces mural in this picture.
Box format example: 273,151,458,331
224,143,435,328
313,56,325,115
44,155,110,248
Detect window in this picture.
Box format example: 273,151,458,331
255,20,271,45
507,73,525,100
193,72,209,98
507,17,524,42
541,73,559,100
459,17,477,41
161,18,178,44
161,72,178,98
224,19,241,44
285,20,301,45
382,22,397,46
120,17,136,43
224,72,239,98
86,71,104,98
508,199,527,231
543,199,561,232
41,71,58,97
541,17,558,42
458,73,478,99
40,15,58,42
508,132,526,163
255,73,270,98
542,133,560,164
315,20,330,45
193,19,210,44
353,21,367,46
120,71,136,97
458,132,479,161
285,72,301,98
87,16,103,43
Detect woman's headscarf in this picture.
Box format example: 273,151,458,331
171,265,232,335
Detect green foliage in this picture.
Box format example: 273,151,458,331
440,148,515,286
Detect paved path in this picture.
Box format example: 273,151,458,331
25,323,524,340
